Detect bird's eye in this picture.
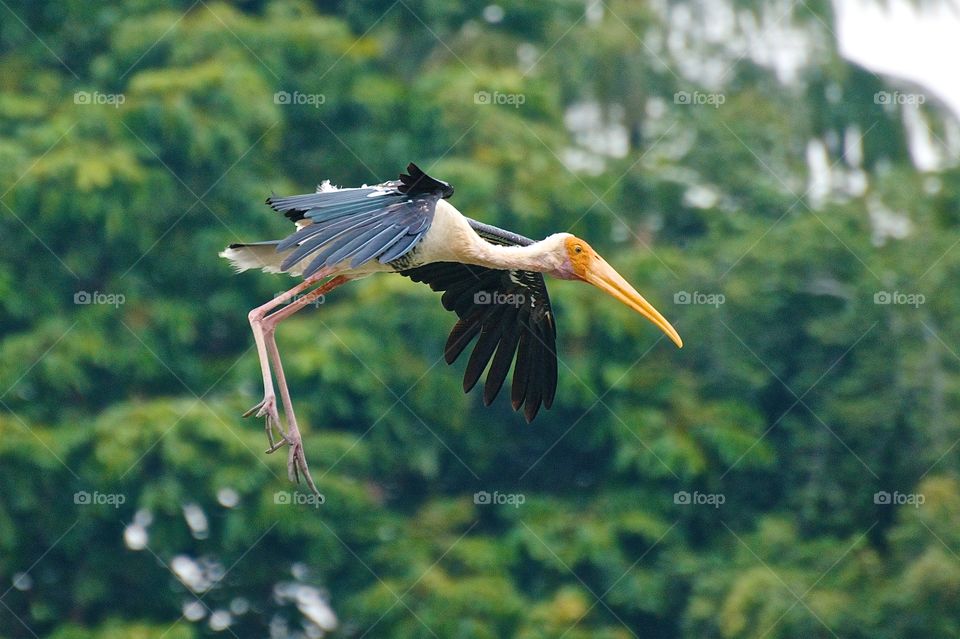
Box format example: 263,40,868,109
574,245,582,254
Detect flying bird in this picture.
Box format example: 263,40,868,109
222,164,682,494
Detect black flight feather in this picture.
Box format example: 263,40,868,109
401,219,558,422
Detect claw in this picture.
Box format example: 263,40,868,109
265,437,289,454
242,399,264,418
288,445,299,484
286,435,321,498
244,395,286,451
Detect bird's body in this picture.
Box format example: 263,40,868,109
222,164,681,494
222,198,573,279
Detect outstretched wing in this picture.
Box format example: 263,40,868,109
401,220,558,422
267,163,453,277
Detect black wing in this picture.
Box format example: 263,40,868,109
401,220,558,422
267,163,453,277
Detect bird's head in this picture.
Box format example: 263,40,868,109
558,235,683,348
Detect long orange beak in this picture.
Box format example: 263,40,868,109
583,257,683,348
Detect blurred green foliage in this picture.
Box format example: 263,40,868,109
1,0,959,637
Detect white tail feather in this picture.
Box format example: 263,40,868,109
219,244,293,274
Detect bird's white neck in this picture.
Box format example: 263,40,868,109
423,201,573,277
463,233,571,276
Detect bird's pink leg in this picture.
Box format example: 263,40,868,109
261,275,352,496
244,276,323,450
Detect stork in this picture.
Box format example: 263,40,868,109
222,164,682,494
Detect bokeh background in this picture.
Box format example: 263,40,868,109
2,1,960,637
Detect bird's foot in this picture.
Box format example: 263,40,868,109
286,428,321,498
244,395,320,497
243,395,287,453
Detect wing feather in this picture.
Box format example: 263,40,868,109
483,310,521,406
351,227,410,267
511,329,533,410
463,303,510,393
401,220,558,422
445,316,483,363
267,164,450,275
